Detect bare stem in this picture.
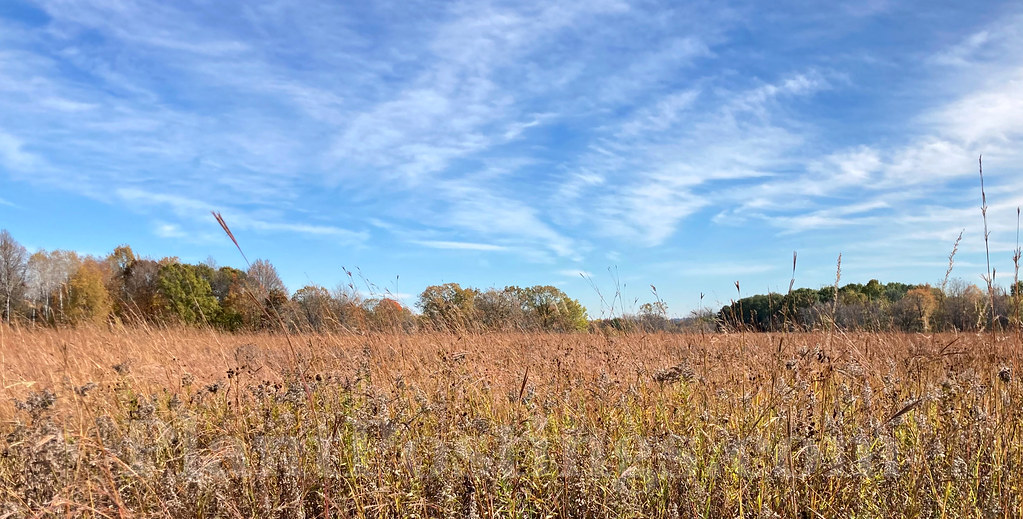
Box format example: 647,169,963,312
979,156,997,332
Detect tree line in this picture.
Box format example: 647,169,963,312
0,230,588,333
2,229,1017,334
716,278,1023,333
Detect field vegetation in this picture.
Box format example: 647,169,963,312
2,326,1021,517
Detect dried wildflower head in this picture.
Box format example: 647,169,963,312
998,366,1012,383
128,395,156,420
653,363,695,384
75,382,97,397
15,389,57,418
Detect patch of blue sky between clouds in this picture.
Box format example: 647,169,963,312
0,0,1022,316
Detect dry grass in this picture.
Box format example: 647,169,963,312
2,326,1022,517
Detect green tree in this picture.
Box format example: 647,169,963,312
884,282,912,302
863,279,885,302
837,283,868,304
720,293,783,331
817,286,838,304
781,287,819,328
156,263,220,325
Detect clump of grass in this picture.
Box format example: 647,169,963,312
2,327,1022,517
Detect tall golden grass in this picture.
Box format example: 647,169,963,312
2,325,1021,517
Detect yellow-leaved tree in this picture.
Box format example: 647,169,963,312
66,260,113,325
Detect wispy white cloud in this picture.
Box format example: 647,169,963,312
116,188,210,215
154,222,187,239
244,220,367,241
730,71,830,115
434,179,579,259
556,71,828,245
930,14,1022,69
703,16,1023,238
413,240,509,252
117,188,367,243
592,37,712,107
926,70,1023,148
327,0,629,187
0,129,42,172
930,30,992,67
616,89,701,138
3,0,1023,309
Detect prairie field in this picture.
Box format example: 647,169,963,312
2,326,1022,518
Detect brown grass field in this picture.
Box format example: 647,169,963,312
2,326,1022,517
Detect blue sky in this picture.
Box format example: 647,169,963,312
1,0,1022,317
